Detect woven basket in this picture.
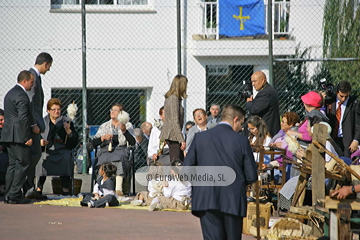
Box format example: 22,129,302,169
281,237,318,240
266,236,318,240
269,218,312,237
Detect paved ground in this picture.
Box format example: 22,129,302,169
0,173,258,239
2,174,358,239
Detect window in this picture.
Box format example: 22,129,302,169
51,0,148,5
51,0,153,12
51,0,79,3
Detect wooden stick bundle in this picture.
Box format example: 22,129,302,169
313,140,360,181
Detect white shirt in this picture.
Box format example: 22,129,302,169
336,97,349,138
148,179,163,197
251,136,272,163
147,126,168,158
325,140,338,163
93,179,116,196
163,179,191,202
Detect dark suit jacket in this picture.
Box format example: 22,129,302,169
1,85,32,143
28,68,45,132
246,83,280,137
327,96,360,157
134,138,149,171
184,123,258,217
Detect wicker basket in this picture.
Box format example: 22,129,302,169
268,218,312,237
266,236,318,240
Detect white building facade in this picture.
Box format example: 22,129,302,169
0,0,325,127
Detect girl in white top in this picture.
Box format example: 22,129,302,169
132,161,164,206
80,162,119,208
148,160,191,211
248,116,272,164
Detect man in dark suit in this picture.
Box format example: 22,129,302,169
23,52,53,199
184,105,258,239
2,71,34,204
246,71,280,137
326,81,360,158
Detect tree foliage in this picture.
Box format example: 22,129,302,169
323,0,360,90
275,45,315,117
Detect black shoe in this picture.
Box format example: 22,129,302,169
35,191,47,200
5,197,31,204
25,191,37,199
17,198,31,204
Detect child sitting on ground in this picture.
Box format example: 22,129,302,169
80,162,119,208
148,160,191,211
132,161,164,207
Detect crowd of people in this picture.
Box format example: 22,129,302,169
1,52,360,238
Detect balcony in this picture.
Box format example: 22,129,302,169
198,0,291,40
191,0,295,57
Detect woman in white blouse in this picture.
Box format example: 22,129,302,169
247,115,272,163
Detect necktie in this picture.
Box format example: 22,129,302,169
334,102,342,138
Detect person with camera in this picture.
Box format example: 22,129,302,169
246,71,280,137
325,81,360,158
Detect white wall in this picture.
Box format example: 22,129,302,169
0,0,326,122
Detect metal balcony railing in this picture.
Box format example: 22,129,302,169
200,0,291,39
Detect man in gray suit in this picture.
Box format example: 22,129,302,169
2,71,34,204
23,52,53,199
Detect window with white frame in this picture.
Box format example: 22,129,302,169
51,0,148,5
50,0,153,12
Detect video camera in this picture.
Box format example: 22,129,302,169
238,79,253,100
319,78,336,104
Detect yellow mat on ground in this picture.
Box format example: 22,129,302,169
33,198,191,212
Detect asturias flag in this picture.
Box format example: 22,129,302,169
219,0,266,37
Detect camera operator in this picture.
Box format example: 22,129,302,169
325,81,360,158
246,71,280,137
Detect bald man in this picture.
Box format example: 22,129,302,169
246,71,280,137
140,122,153,140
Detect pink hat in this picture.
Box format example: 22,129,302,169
301,91,322,107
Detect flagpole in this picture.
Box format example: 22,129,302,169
81,0,88,176
267,0,274,86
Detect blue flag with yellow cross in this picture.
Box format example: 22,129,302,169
219,0,266,37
